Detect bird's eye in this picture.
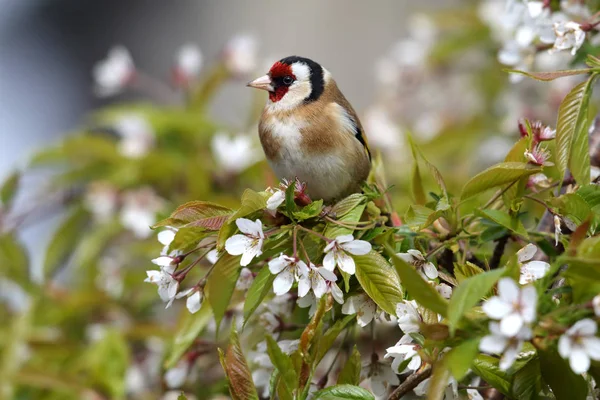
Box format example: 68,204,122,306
283,76,294,85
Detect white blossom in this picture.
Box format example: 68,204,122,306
517,243,550,284
323,234,371,275
326,278,345,304
480,321,532,370
211,132,262,173
83,181,118,222
266,189,285,211
268,254,308,296
298,263,337,299
223,34,258,76
396,300,422,334
362,107,403,151
435,282,453,299
551,21,585,55
225,218,264,266
157,228,178,256
362,360,400,397
593,295,600,317
145,266,178,307
164,359,189,388
120,187,163,238
93,46,135,96
259,312,279,333
397,249,438,280
113,114,155,159
297,292,318,317
385,334,422,374
342,294,377,327
175,44,203,81
176,288,203,314
558,318,600,374
206,249,219,265
482,278,537,336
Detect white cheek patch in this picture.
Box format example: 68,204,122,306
291,63,311,82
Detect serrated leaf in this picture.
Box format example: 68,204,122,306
505,68,595,81
265,336,298,393
324,201,366,239
0,233,29,285
556,74,598,183
153,200,232,228
539,349,587,400
550,192,592,227
228,189,268,223
293,200,323,221
445,339,480,380
410,146,427,205
44,207,89,279
243,265,275,326
0,171,20,208
206,253,242,332
313,385,375,400
448,268,505,335
354,251,404,315
404,205,444,230
337,346,361,386
461,162,541,200
471,354,511,396
165,303,212,368
331,194,367,218
476,209,528,238
221,329,259,400
503,138,529,208
387,248,448,317
315,314,355,363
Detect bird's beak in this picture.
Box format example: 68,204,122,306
247,75,274,92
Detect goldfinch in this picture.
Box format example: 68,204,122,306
247,56,371,203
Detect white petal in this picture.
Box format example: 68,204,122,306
266,190,285,210
330,283,344,304
396,252,414,264
335,234,355,244
296,260,309,277
341,239,371,255
499,344,519,370
570,318,597,336
186,291,202,314
145,270,161,283
176,288,194,299
322,251,336,271
273,270,294,295
323,240,337,253
482,297,511,319
370,377,387,397
240,244,260,266
225,235,252,256
593,295,600,317
158,230,176,246
235,218,259,236
517,244,537,263
336,251,356,275
520,286,538,323
423,262,438,279
297,275,310,298
480,334,508,354
558,335,572,358
268,254,291,274
151,256,173,267
317,267,337,282
500,313,524,337
311,274,327,298
570,348,591,374
582,337,600,360
206,249,219,264
342,296,360,315
498,278,519,303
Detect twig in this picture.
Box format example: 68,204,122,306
388,366,432,400
489,235,509,270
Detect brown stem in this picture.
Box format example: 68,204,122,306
490,235,509,270
388,366,432,400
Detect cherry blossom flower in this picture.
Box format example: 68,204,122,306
397,249,438,280
113,114,155,159
225,218,265,266
517,244,550,284
396,300,422,333
164,359,189,388
524,145,553,166
482,278,537,336
268,254,308,296
326,278,344,304
435,282,453,299
551,21,585,55
93,46,135,96
593,295,600,317
120,187,164,238
157,228,180,257
323,234,372,275
385,334,422,373
362,106,403,151
362,359,400,397
174,44,203,84
520,119,556,143
297,292,318,317
223,34,258,76
266,189,285,211
342,294,377,327
211,132,262,173
206,249,219,265
480,321,532,370
236,268,254,291
558,318,600,374
298,263,337,299
145,266,178,307
175,288,203,314
83,181,119,222
259,312,280,333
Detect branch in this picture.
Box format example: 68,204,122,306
489,235,509,270
388,366,432,400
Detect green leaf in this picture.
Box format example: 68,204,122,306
284,182,297,217
206,253,242,331
563,258,600,281
243,265,276,326
313,385,375,400
293,200,323,221
331,194,367,218
83,329,129,399
221,329,259,400
324,201,366,239
0,233,29,285
448,268,505,334
0,171,20,208
476,209,528,238
505,68,595,81
445,339,481,380
503,138,529,208
404,205,444,230
153,200,232,228
539,349,587,400
387,248,448,317
555,73,598,183
511,356,542,400
265,336,298,393
550,193,592,227
410,145,427,205
169,227,213,253
228,189,268,223
315,315,355,363
337,346,361,386
407,134,448,198
43,207,89,280
461,162,541,200
354,251,404,315
164,302,213,368
471,354,511,396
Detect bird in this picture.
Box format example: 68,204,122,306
247,56,371,203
